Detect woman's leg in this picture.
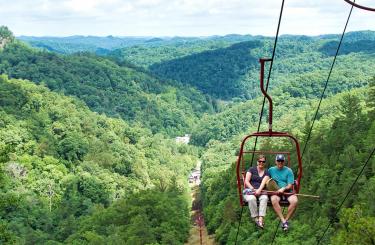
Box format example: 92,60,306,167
244,195,258,220
258,194,268,225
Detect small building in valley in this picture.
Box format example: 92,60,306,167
176,134,190,144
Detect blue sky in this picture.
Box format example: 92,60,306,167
1,0,374,37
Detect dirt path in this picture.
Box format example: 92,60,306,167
185,162,216,245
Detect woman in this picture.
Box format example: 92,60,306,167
243,154,270,228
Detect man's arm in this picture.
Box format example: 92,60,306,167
277,183,293,194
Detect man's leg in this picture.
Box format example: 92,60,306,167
285,195,298,221
271,195,285,222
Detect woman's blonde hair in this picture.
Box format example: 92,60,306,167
257,154,266,161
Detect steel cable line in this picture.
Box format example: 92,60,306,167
311,1,375,243
296,1,375,243
301,2,354,157
271,3,355,245
272,1,355,244
234,206,245,245
270,207,285,245
316,146,375,244
234,1,285,244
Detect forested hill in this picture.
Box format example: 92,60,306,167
2,24,375,244
17,31,375,100
18,35,155,55
0,29,216,136
149,32,375,99
18,35,253,55
0,75,198,244
104,31,375,100
189,41,375,146
106,35,257,68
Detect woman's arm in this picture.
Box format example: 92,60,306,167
258,175,270,191
244,171,254,190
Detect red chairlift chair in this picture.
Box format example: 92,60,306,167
236,58,303,207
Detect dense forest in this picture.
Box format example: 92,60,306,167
111,31,375,100
1,25,375,244
0,31,216,137
0,74,198,244
199,84,375,244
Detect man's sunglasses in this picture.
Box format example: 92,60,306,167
258,160,266,163
277,160,285,163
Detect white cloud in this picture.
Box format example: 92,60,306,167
0,0,374,36
63,0,106,13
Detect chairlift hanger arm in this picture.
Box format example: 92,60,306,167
260,58,273,132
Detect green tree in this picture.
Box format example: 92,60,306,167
331,206,375,245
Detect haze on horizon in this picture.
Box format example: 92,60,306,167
1,0,374,37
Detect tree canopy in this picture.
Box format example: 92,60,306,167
0,28,374,244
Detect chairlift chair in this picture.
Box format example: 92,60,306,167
236,58,303,207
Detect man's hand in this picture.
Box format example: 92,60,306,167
255,189,262,196
277,187,285,194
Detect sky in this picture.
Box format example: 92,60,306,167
1,0,374,37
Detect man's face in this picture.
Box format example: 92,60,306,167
276,160,285,169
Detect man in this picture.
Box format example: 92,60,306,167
268,154,298,231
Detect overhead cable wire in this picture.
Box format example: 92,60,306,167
235,1,286,244
270,208,285,245
301,2,354,157
297,2,356,244
274,1,354,243
316,146,375,244
266,0,286,244
234,206,245,245
302,1,375,244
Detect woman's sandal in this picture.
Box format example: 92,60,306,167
256,221,264,229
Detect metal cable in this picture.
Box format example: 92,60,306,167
316,146,375,244
235,1,285,244
270,213,283,245
234,206,245,245
298,2,356,244
301,2,354,157
274,1,354,244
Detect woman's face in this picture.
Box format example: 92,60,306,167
257,158,266,168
